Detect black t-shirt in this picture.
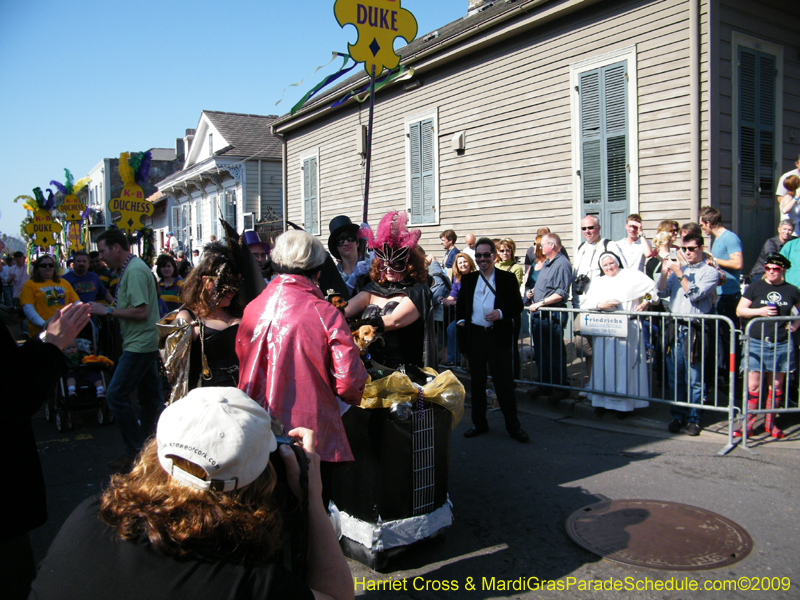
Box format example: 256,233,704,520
742,279,800,342
29,497,314,600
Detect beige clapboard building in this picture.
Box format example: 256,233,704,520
273,0,799,270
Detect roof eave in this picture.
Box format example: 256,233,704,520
273,0,599,134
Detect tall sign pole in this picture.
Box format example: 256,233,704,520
334,0,417,225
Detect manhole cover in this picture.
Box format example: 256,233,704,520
566,499,753,571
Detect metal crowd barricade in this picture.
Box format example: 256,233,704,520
738,316,800,452
434,304,740,455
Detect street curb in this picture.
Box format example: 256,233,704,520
451,371,800,451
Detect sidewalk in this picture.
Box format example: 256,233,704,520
456,374,800,453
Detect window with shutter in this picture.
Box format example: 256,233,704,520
184,204,191,247
578,60,629,241
210,195,218,239
302,155,320,235
735,39,778,272
406,114,438,225
738,47,776,198
223,190,237,236
172,206,181,241
195,198,203,241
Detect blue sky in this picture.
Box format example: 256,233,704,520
0,0,468,240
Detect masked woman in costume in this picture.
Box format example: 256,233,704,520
158,224,264,404
582,250,657,416
344,211,436,371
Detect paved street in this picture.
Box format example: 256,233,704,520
31,392,799,600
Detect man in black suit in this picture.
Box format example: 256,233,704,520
456,238,528,442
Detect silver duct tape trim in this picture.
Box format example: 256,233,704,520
336,497,453,551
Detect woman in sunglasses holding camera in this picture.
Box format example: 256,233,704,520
20,255,79,337
344,211,436,370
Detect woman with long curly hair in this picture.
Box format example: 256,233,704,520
344,211,436,369
28,387,354,600
158,240,251,403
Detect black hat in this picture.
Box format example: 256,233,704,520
327,215,360,260
765,253,791,270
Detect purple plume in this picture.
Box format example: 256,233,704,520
135,151,152,185
44,189,56,211
50,180,68,195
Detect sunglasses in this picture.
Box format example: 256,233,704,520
765,266,784,273
474,252,494,259
39,264,55,268
681,246,700,252
337,234,357,246
581,226,596,231
498,247,512,253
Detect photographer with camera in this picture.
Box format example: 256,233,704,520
28,387,354,600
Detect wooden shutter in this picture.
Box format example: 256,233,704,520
303,157,319,234
409,119,435,224
737,45,777,272
210,195,218,238
195,199,202,240
171,206,181,240
580,70,602,207
579,61,628,241
225,191,237,229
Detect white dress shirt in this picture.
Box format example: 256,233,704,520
471,270,497,327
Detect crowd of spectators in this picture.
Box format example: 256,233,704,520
411,205,800,438
6,185,800,597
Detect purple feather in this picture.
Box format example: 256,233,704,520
44,189,56,211
135,151,152,185
50,180,68,195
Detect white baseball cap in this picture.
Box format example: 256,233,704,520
156,387,277,492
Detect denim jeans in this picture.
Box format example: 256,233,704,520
106,350,164,456
446,319,459,363
667,328,702,424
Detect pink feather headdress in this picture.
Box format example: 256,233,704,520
363,211,421,251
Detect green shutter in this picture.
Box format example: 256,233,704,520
421,119,435,223
739,49,757,196
579,61,628,240
310,157,319,234
409,121,422,222
580,70,602,206
409,119,435,224
758,53,776,195
303,157,319,235
739,47,776,197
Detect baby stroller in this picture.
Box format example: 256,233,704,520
44,321,114,432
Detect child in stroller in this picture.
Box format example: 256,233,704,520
63,338,105,399
48,331,114,431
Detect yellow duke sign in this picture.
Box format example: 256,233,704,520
26,210,62,248
334,0,417,76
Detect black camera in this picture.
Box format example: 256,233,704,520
574,274,591,295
